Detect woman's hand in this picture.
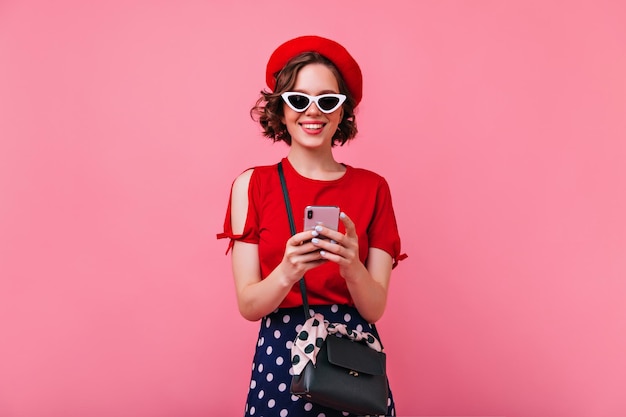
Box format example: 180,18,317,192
279,229,328,285
309,211,393,322
309,212,367,282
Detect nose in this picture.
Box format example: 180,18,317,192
304,100,323,115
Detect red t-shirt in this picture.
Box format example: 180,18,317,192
218,158,406,308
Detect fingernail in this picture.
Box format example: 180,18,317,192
320,250,326,257
311,230,319,237
314,225,323,232
330,239,336,244
340,212,346,219
311,238,320,244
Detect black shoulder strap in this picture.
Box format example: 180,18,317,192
277,162,311,319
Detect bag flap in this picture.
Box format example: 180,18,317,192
326,335,386,376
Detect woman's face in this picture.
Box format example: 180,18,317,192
281,63,344,150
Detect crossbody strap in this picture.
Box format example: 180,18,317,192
277,162,384,349
278,162,311,319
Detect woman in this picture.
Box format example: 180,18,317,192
218,35,406,417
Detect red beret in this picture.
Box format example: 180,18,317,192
266,35,363,106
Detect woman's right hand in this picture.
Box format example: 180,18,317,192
279,229,327,284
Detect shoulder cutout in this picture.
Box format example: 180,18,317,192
230,169,254,235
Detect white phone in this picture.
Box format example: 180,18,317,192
304,205,340,234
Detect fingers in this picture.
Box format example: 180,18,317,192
339,212,357,238
311,212,356,242
281,247,325,285
311,237,358,267
285,230,328,268
289,230,320,247
310,236,346,258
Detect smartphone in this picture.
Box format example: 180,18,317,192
304,205,340,234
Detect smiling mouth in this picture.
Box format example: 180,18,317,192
300,123,325,129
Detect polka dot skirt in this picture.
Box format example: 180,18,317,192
243,304,395,417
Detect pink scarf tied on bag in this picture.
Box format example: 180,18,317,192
290,313,383,375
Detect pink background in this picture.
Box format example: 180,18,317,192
1,1,625,416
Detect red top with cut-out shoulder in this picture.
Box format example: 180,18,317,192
217,158,406,308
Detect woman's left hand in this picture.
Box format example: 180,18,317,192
310,212,367,282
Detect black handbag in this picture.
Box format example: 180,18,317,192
278,162,389,416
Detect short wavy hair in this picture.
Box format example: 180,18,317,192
251,52,358,146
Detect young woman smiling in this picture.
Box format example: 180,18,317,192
218,35,406,417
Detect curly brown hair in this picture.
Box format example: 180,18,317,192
250,52,358,146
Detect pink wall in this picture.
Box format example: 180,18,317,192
1,1,625,416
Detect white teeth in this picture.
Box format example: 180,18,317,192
302,123,323,129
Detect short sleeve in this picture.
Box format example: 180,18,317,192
216,170,260,254
367,177,407,268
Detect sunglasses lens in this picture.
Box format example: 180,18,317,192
318,96,340,112
286,94,310,110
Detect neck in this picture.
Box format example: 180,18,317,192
286,148,345,181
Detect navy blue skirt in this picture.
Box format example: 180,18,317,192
243,304,396,417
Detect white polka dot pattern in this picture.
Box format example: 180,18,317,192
242,305,395,416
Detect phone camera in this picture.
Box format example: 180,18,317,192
307,209,313,219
